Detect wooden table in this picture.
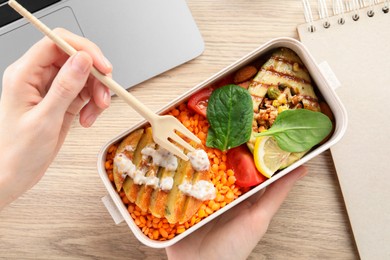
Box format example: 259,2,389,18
0,1,359,259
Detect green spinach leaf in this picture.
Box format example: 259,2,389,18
206,84,253,151
255,109,332,152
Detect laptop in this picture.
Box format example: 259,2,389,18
0,0,204,95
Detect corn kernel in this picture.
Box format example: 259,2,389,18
278,105,289,114
293,62,300,72
277,94,287,104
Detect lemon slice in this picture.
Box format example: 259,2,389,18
253,136,291,178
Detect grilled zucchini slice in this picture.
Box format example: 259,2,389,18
123,127,154,204
113,128,144,192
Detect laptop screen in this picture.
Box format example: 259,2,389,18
0,0,61,27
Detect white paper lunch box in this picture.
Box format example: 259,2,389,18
97,37,348,248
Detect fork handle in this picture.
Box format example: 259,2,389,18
9,0,157,122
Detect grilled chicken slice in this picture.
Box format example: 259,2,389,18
113,128,144,192
247,48,321,168
248,47,319,113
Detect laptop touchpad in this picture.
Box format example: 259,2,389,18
0,7,83,87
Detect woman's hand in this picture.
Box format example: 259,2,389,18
0,28,112,209
166,166,307,260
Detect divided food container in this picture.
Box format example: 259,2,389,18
97,37,347,248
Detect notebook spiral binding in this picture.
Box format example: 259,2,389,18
302,0,389,32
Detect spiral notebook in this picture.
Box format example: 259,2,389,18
297,1,390,259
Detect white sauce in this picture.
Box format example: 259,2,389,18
114,147,215,201
114,152,174,191
142,146,178,171
133,168,147,185
124,145,135,152
114,153,136,178
179,180,216,201
145,176,160,188
160,177,174,191
187,149,210,171
131,168,162,190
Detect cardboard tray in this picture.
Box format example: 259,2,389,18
97,37,348,248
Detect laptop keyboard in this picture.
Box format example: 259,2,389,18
0,0,61,28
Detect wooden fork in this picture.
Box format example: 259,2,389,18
9,0,200,161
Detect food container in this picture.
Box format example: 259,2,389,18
97,37,347,248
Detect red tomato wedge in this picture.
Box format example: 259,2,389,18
226,144,267,188
187,87,214,117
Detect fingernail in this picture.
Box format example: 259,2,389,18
84,113,98,128
72,52,90,74
102,55,112,69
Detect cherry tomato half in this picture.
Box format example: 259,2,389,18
226,144,267,188
187,87,214,117
187,74,236,117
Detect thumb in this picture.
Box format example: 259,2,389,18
40,51,92,118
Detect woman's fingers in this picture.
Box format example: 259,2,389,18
78,75,111,127
39,51,92,119
51,28,112,74
79,97,102,128
2,28,113,114
92,75,111,109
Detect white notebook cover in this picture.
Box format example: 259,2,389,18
297,3,390,260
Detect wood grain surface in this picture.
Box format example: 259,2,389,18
0,1,359,259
